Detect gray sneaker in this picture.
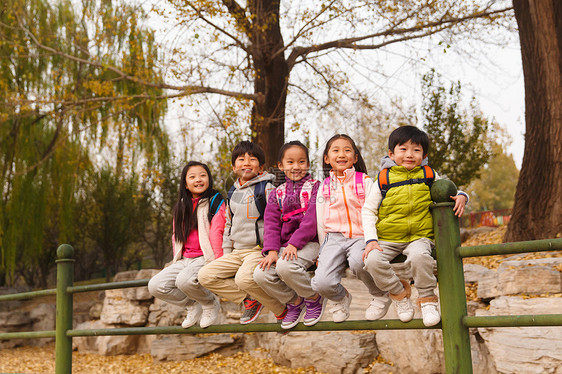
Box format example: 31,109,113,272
240,298,263,324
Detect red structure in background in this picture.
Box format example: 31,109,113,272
461,209,512,228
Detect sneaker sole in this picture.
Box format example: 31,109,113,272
240,303,264,325
303,297,327,326
281,308,306,330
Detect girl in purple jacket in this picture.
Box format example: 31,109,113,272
253,141,326,329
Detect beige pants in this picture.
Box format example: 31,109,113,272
198,246,286,315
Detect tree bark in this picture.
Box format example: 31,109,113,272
249,0,288,169
506,0,562,241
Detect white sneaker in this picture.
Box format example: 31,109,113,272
329,292,352,323
392,297,414,322
181,303,202,328
420,301,441,326
365,294,392,320
200,298,221,328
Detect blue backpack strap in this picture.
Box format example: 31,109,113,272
253,180,269,245
208,192,225,222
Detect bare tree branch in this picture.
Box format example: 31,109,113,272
184,1,250,53
286,7,513,70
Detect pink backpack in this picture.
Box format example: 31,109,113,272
276,179,319,222
321,172,366,203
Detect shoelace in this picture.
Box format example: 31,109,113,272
244,299,257,310
369,298,387,309
394,298,412,313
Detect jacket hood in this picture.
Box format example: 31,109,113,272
234,171,275,189
379,156,429,170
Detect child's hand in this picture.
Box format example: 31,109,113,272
362,241,382,262
258,251,278,270
281,244,298,261
450,194,467,217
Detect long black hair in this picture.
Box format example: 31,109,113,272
322,134,368,178
173,161,221,243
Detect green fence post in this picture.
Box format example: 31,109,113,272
431,180,473,373
55,244,74,374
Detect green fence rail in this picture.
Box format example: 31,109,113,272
1,179,562,374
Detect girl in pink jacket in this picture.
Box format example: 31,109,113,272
311,134,387,323
148,161,225,329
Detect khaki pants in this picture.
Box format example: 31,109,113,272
198,246,286,315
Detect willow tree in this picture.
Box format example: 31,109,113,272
0,0,169,285
506,0,562,241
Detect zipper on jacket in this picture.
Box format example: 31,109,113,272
341,182,353,237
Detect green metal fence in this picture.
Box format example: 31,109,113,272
1,180,562,374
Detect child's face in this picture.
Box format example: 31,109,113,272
278,146,309,182
324,138,358,176
233,152,264,183
389,140,425,170
185,165,209,198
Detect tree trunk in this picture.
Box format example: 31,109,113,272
250,0,288,169
505,0,562,241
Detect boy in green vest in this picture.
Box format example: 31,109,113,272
361,126,468,326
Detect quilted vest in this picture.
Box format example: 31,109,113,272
376,166,434,242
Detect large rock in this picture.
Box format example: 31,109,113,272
147,298,186,327
497,258,562,295
106,269,159,301
476,269,501,299
73,320,111,353
264,331,378,374
374,329,445,373
98,334,141,355
29,303,55,346
73,319,141,355
151,333,244,361
476,296,562,374
100,296,149,326
0,310,31,327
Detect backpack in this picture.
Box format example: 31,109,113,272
377,165,435,200
321,172,366,202
276,179,319,222
207,192,225,222
227,180,269,246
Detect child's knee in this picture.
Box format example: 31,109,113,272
147,277,161,297
275,259,296,279
175,274,197,291
311,274,333,296
363,253,387,272
234,271,256,292
197,266,213,287
252,266,267,286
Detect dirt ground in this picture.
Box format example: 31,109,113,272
0,344,323,374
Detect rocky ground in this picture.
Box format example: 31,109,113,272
1,226,560,374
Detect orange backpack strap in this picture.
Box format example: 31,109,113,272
377,168,391,199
